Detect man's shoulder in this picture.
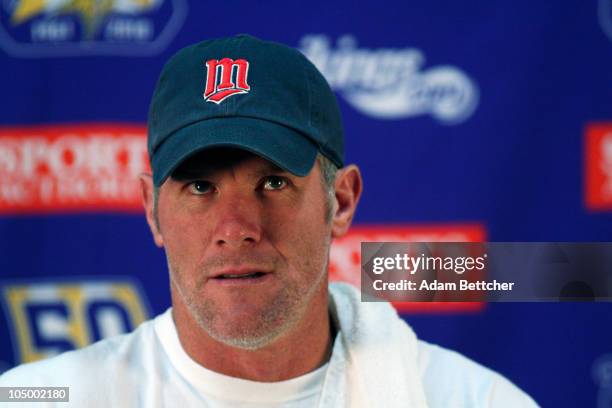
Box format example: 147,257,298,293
0,313,161,388
416,339,538,407
328,283,539,407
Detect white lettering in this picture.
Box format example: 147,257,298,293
31,20,74,42
300,35,478,123
104,18,153,41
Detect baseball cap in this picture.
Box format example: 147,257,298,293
148,34,344,187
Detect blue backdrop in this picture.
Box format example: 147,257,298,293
1,1,612,407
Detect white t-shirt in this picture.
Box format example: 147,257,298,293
150,307,328,407
0,284,539,407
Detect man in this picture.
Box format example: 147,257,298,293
0,35,538,407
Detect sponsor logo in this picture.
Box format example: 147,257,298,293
204,58,251,104
329,224,487,313
593,353,612,408
585,123,612,211
300,35,479,124
0,124,149,214
0,0,187,57
600,0,612,44
1,278,150,364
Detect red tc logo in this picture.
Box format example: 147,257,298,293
203,58,251,104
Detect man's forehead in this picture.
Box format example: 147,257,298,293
171,147,291,180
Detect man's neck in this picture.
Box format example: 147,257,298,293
171,288,333,382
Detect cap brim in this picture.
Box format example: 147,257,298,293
151,117,319,186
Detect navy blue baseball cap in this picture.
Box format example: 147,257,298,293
148,34,344,186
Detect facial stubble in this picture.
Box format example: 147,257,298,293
167,241,330,351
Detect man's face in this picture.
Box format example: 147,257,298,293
153,148,333,349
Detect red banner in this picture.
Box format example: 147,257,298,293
585,123,612,211
0,124,149,213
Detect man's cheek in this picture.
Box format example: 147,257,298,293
163,217,203,248
164,236,200,283
293,229,328,270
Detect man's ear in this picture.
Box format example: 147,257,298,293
139,173,164,248
331,165,363,239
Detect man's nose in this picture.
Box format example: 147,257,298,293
212,193,262,248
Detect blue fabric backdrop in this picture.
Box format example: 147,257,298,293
1,1,612,406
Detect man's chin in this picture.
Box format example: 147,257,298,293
211,329,284,350
201,317,292,350
184,284,311,350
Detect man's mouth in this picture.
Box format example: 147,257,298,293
210,268,272,285
215,271,267,279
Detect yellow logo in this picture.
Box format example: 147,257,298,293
10,0,159,38
2,279,150,364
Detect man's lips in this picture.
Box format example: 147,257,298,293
208,267,272,287
210,268,271,280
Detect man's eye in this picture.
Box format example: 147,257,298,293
188,181,213,195
262,176,287,191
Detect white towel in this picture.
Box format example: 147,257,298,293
320,282,429,408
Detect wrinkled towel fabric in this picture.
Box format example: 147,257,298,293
320,282,428,407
